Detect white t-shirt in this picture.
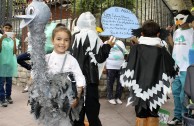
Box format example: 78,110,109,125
106,40,127,70
172,28,194,71
46,51,86,87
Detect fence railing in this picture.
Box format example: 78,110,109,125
0,0,174,53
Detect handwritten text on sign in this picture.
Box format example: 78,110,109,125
100,7,139,38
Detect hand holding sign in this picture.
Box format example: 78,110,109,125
100,7,139,39
107,36,116,47
5,32,14,38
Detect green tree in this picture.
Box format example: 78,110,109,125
71,0,135,17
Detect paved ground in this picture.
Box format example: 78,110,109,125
0,85,174,126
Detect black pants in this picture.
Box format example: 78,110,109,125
74,84,102,126
107,69,123,100
135,105,160,118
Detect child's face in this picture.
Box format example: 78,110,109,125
3,26,12,32
52,31,70,54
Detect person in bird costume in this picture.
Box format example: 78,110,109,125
168,10,194,126
15,1,85,126
71,12,114,126
120,20,178,126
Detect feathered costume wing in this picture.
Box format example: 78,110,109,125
120,44,178,111
71,12,111,84
71,30,111,83
131,28,169,40
30,73,83,126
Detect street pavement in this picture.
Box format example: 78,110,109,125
0,85,174,126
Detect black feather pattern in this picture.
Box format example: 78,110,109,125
186,15,194,23
131,28,142,37
131,28,169,40
120,45,178,111
68,73,77,99
34,101,42,119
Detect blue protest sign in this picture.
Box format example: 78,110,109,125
100,7,139,38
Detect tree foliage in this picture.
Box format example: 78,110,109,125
71,0,135,17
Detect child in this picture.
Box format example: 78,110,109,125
71,12,114,126
105,40,128,105
44,26,85,125
0,23,19,107
168,10,194,125
120,20,178,126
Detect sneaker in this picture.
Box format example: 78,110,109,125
167,117,182,125
116,98,122,104
22,86,28,93
6,97,13,104
108,99,116,105
0,99,8,107
22,89,28,93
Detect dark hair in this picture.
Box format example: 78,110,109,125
3,22,12,28
55,23,66,28
52,26,71,41
178,10,191,16
142,20,160,37
0,29,3,34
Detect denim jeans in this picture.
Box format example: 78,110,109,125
172,71,188,120
17,52,31,70
107,69,123,100
0,77,12,101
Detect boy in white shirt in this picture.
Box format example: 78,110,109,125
168,10,194,125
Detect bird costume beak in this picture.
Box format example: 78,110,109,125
14,14,36,28
174,14,188,26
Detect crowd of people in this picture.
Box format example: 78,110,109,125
0,4,194,126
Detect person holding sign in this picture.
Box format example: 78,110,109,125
105,39,128,105
120,20,178,126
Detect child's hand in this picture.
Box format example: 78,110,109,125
106,36,115,47
1,34,7,39
103,68,107,74
130,36,139,44
11,34,16,40
71,98,79,108
166,25,175,33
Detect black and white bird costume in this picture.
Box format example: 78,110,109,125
120,36,179,112
71,12,111,126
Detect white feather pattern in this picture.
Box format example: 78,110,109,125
122,70,172,110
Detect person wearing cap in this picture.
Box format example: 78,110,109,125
105,39,128,105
